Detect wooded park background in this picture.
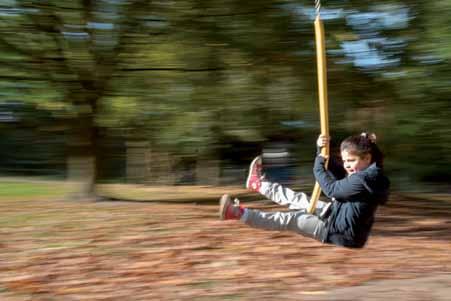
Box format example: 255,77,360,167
1,0,450,197
1,2,451,300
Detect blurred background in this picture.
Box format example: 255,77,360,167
1,0,450,198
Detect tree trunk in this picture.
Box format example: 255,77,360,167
65,103,99,200
66,155,96,199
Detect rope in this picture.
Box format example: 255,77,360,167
315,0,321,16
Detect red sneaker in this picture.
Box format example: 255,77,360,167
246,156,263,192
219,194,244,220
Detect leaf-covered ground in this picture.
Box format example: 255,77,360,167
1,187,450,300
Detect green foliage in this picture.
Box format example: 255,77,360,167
0,0,450,188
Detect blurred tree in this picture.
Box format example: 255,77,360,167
0,0,169,198
1,0,450,195
353,0,451,183
0,0,404,191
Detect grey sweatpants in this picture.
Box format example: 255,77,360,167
241,180,328,242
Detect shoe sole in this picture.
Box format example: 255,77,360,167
246,155,262,190
219,194,232,220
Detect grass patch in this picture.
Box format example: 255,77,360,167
0,181,68,200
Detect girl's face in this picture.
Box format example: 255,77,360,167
341,149,372,175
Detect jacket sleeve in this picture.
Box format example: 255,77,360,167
316,146,346,180
313,155,367,201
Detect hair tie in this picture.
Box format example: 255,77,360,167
361,132,377,143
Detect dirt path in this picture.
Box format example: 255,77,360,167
302,274,451,301
0,192,450,300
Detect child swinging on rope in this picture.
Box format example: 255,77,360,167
219,132,390,248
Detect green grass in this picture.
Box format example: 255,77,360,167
0,181,68,199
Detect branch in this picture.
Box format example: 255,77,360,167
0,35,40,58
88,0,155,93
16,2,87,91
0,75,47,81
197,9,271,19
121,67,227,72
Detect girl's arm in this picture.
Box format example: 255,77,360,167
315,134,346,180
313,155,367,200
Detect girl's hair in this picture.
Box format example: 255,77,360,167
340,132,384,167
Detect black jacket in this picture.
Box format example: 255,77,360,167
313,155,390,248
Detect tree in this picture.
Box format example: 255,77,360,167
0,0,176,198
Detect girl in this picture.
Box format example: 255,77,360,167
219,133,390,248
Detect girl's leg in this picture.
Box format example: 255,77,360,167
245,155,328,213
259,180,327,211
241,209,327,242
